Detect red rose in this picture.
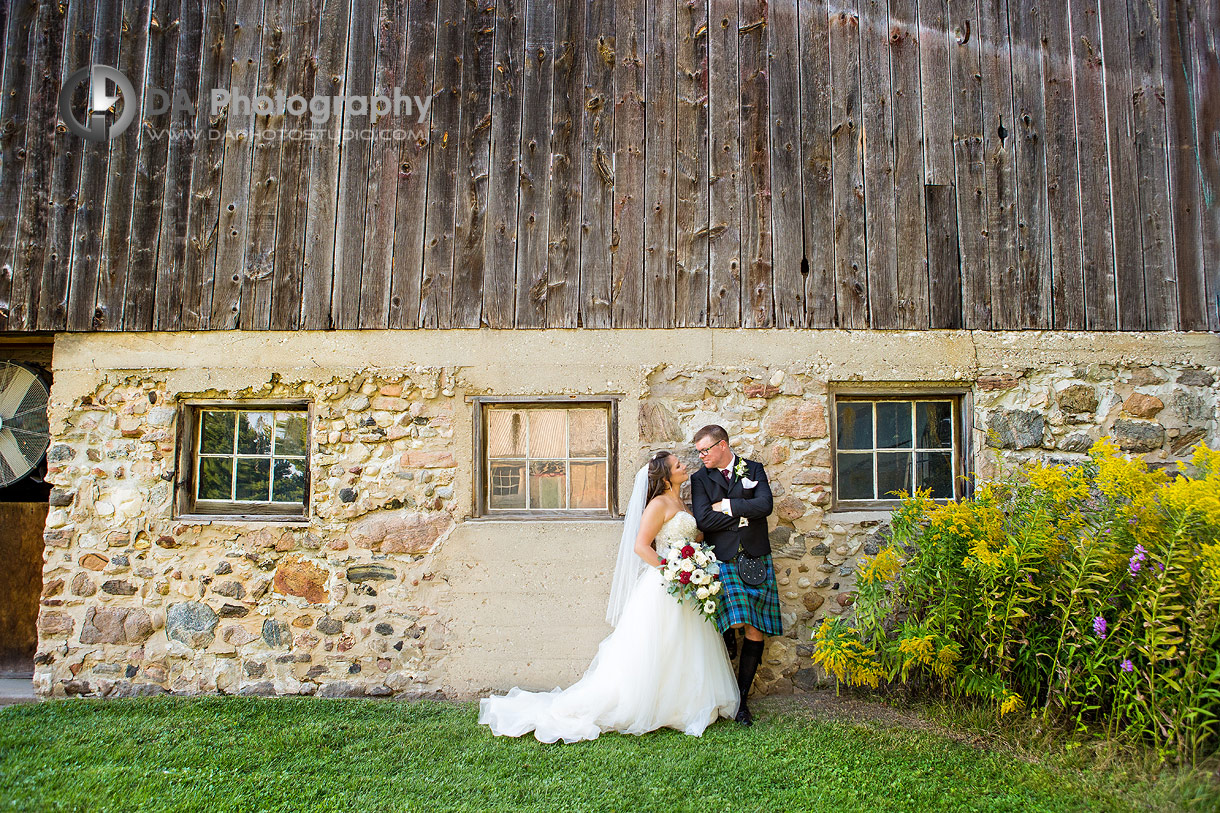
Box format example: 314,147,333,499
678,571,692,585
680,545,695,559
659,558,667,566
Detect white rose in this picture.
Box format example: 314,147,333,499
696,586,710,599
703,600,717,614
710,581,722,594
681,559,694,572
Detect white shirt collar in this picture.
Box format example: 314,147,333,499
721,455,736,475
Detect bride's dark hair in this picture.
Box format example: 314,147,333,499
645,451,674,503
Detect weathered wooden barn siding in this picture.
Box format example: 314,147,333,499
1,0,1217,331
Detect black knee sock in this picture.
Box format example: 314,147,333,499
722,629,737,659
737,638,764,704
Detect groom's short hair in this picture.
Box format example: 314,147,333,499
694,424,729,446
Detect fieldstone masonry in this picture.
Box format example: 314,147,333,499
33,332,1218,699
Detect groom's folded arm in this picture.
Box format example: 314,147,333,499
690,474,737,531
729,464,774,519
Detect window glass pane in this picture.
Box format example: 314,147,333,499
487,410,526,457
235,458,271,501
916,451,954,498
837,402,873,450
272,458,307,503
570,461,607,509
837,452,874,500
237,411,273,455
528,411,567,457
489,462,526,509
200,411,236,454
568,409,607,457
198,457,233,500
275,412,308,456
876,401,913,449
529,461,567,509
877,451,913,498
916,401,954,448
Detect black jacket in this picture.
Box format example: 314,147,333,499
690,457,774,562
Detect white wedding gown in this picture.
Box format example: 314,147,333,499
478,511,740,743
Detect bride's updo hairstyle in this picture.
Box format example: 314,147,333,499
645,451,674,503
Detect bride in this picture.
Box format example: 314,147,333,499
478,451,740,743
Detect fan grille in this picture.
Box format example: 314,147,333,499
0,362,51,488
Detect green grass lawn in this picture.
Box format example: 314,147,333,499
0,695,1214,812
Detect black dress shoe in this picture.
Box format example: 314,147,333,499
734,703,753,726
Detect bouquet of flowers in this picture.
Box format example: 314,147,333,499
659,540,724,621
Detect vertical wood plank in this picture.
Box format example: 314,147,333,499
299,0,351,330
1070,0,1117,329
707,0,741,326
358,0,407,330
451,0,495,328
37,0,96,331
121,0,182,331
175,1,233,329
329,0,375,329
513,0,554,327
890,0,930,329
152,1,205,331
925,182,963,326
208,0,265,329
544,0,584,327
1041,0,1085,329
644,0,676,328
9,0,66,330
918,0,954,185
1196,0,1220,331
267,0,321,331
797,0,835,327
674,0,709,327
947,0,991,328
1162,0,1205,331
978,0,1020,328
482,0,524,329
738,0,772,327
611,0,645,327
860,0,898,329
1127,0,1176,329
1,0,41,331
387,0,437,329
830,4,867,328
1098,0,1144,330
769,0,804,327
1008,0,1053,329
239,0,295,331
419,0,465,327
579,0,615,328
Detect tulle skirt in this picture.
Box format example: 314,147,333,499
478,568,740,743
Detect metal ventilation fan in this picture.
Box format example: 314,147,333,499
0,361,51,488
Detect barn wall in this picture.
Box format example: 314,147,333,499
1,0,1217,333
33,329,1219,698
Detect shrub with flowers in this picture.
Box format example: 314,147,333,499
811,440,1220,762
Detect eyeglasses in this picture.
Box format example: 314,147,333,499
695,439,725,457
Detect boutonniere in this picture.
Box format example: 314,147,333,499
733,458,747,479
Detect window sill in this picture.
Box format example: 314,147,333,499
825,508,897,524
174,513,311,526
467,513,622,523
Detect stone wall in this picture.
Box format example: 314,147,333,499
34,331,1219,699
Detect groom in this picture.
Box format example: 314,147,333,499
689,425,782,726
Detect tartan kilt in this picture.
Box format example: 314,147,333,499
714,555,783,636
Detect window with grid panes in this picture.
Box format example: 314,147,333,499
833,396,964,506
478,402,615,516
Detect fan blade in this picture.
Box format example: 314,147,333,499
0,429,32,481
0,366,36,419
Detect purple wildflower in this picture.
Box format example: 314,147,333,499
1093,616,1107,639
1121,659,1134,673
1129,544,1147,576
1156,562,1164,572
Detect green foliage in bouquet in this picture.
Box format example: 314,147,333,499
811,440,1220,762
